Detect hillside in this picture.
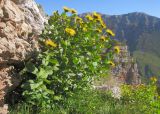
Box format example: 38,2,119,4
81,12,160,80
106,13,160,79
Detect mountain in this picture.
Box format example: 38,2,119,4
80,12,160,80
104,12,160,80
102,12,160,80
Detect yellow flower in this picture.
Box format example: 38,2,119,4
63,7,77,14
93,12,102,20
100,36,106,41
75,16,83,25
114,46,120,54
63,6,71,12
106,29,115,37
45,39,57,48
100,21,107,28
65,28,76,36
150,76,157,82
95,29,102,33
82,27,87,32
107,61,115,67
75,16,82,22
96,18,103,24
79,21,84,25
85,14,93,21
71,8,77,14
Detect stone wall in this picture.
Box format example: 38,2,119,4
0,0,47,113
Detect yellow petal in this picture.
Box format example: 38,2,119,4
114,46,120,54
63,6,71,12
65,28,76,36
106,29,115,37
45,39,57,48
71,9,77,14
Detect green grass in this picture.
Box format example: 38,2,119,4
133,51,160,80
132,31,160,80
9,88,157,114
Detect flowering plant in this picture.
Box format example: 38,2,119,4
21,7,118,108
121,77,160,113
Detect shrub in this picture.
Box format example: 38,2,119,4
121,77,160,114
21,7,117,108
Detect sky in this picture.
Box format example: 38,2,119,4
35,0,160,18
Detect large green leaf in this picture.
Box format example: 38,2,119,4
30,81,43,90
25,62,38,74
37,67,53,79
54,96,62,101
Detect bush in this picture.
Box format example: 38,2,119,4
121,77,160,114
21,7,117,108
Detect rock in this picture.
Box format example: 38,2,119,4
94,85,121,99
0,104,8,114
0,0,4,20
126,63,141,84
3,0,24,22
0,0,47,112
94,45,141,99
17,0,47,34
112,45,141,85
0,22,5,28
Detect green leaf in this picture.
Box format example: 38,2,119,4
49,59,59,65
54,96,62,101
37,67,53,79
25,62,38,74
93,62,98,67
30,81,43,90
64,87,69,91
44,79,52,84
73,58,80,64
45,89,54,95
42,58,49,66
53,66,59,71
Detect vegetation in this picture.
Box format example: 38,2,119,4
19,7,117,109
121,78,160,114
99,12,160,79
10,78,160,114
134,51,160,82
8,7,160,114
133,32,160,79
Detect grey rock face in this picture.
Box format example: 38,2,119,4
0,0,47,112
16,0,47,34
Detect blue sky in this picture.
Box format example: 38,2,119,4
35,0,160,18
